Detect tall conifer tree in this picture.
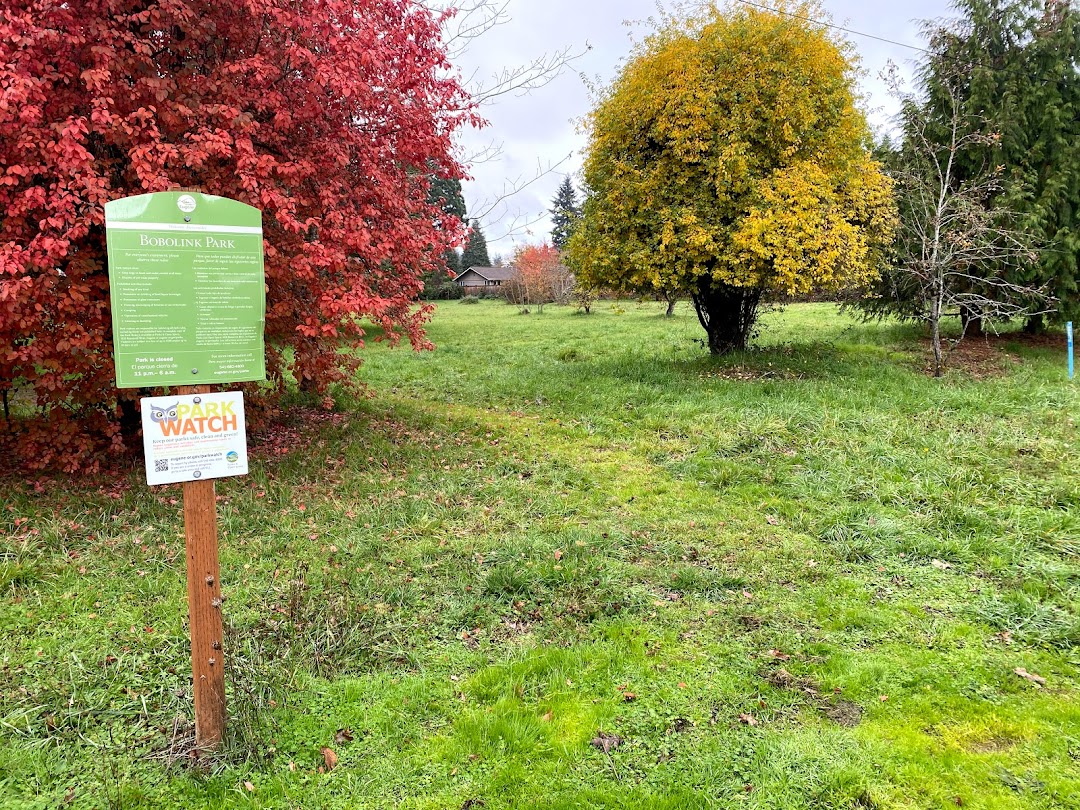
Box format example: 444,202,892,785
428,174,466,277
549,176,581,250
461,220,492,269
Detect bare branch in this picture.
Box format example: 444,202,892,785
884,61,1055,375
434,1,590,244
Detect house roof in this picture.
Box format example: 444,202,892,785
459,265,517,282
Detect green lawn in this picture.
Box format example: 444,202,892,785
2,301,1079,809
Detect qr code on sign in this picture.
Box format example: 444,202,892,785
154,459,169,473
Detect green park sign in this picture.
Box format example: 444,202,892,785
105,192,266,388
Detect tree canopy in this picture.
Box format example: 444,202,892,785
0,0,474,469
504,243,570,312
567,1,895,353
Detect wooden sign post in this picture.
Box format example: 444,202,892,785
179,383,227,748
104,191,266,752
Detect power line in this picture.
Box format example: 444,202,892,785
731,0,1058,82
732,0,931,55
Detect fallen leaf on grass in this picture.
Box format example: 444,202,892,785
554,549,563,561
766,649,791,661
334,728,354,744
766,515,779,525
244,781,255,792
321,747,338,770
931,559,953,570
541,710,553,722
1014,667,1046,686
622,692,637,702
591,731,622,753
738,713,759,726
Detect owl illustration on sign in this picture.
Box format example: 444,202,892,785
148,402,179,423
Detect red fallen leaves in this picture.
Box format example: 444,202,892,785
1,0,478,470
320,747,338,771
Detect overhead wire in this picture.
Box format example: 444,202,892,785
732,0,931,55
729,0,1054,79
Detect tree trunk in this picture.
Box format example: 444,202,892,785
118,395,141,447
960,305,983,337
690,279,762,355
931,285,944,377
1024,313,1045,334
665,297,676,317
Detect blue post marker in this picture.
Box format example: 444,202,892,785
1069,321,1074,380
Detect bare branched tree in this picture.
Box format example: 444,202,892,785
441,0,584,103
884,64,1054,376
434,1,590,239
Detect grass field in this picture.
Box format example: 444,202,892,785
2,301,1079,809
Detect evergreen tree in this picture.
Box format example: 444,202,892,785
461,220,492,269
549,175,581,250
428,175,467,225
442,248,461,276
916,0,1080,327
422,173,465,296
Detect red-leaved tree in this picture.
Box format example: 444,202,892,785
0,0,477,470
504,243,570,313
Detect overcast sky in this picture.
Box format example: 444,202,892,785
445,0,953,260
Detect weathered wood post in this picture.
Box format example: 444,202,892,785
178,382,226,749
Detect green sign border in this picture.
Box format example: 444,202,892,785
105,192,266,389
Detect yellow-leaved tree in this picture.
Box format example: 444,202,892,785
567,1,896,353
